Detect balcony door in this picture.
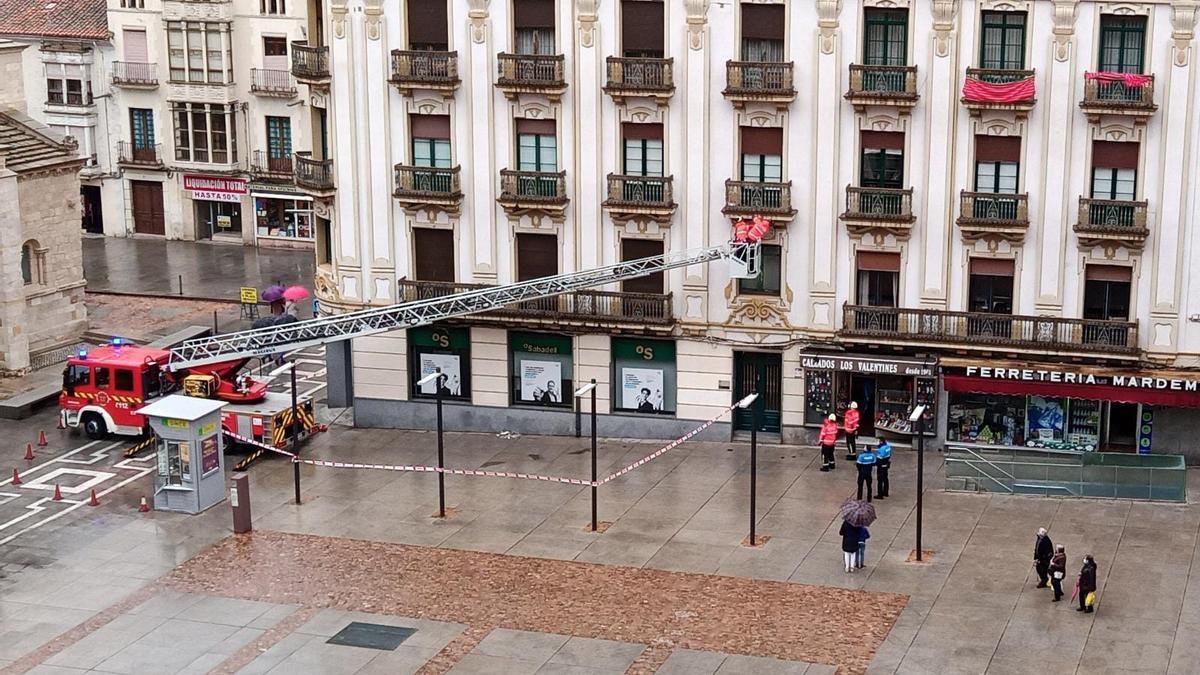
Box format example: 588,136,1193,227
860,131,904,189
123,28,149,63
407,0,449,51
855,251,899,332
514,0,555,55
622,123,663,202
739,126,782,209
621,0,664,58
129,108,155,162
967,258,1014,339
265,116,292,172
263,36,288,71
1091,141,1138,228
1083,265,1131,346
413,228,455,283
979,11,1026,70
411,114,452,192
516,232,559,314
864,9,907,65
1098,16,1146,73
516,118,557,196
973,135,1020,220
741,3,785,78
620,239,666,320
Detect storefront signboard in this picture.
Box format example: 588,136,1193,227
800,353,935,378
184,175,247,203
958,365,1200,391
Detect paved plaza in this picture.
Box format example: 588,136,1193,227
1,416,1199,673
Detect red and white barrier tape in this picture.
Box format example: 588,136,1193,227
597,403,734,485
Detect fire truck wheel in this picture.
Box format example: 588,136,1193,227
82,413,108,440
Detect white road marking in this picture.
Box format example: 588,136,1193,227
0,440,112,487
18,468,116,494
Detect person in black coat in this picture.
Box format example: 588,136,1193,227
1076,554,1098,613
839,520,861,573
1033,527,1054,588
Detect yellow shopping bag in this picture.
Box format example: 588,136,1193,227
1085,591,1097,608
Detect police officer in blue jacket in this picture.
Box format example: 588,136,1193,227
876,441,892,499
855,447,876,502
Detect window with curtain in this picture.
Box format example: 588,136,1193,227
173,103,238,163
1083,267,1131,321
860,149,903,188
45,63,91,106
863,9,908,65
856,270,897,306
1098,16,1145,73
621,0,665,57
979,12,1026,69
517,133,556,171
738,244,781,296
167,22,233,83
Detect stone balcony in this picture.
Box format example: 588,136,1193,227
389,50,460,97
845,64,919,112
840,186,915,238
250,68,296,97
961,67,1036,116
602,174,676,223
496,53,567,101
604,57,674,105
722,61,795,108
111,61,158,88
1074,197,1149,249
1080,74,1157,123
721,180,795,221
393,164,463,214
291,42,329,87
498,169,568,216
957,191,1030,243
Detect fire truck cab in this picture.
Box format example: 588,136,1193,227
59,343,170,439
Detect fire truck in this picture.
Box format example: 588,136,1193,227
58,225,766,455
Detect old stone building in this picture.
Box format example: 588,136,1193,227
0,108,87,374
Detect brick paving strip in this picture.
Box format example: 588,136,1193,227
158,531,907,674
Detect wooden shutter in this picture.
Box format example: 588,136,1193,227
860,131,905,150
621,239,664,293
622,123,663,140
742,4,785,41
975,135,1021,162
514,0,555,28
1092,141,1139,169
969,257,1015,276
124,29,148,63
406,0,449,48
1085,264,1132,282
621,0,665,54
516,233,558,281
413,229,454,281
740,127,782,154
516,118,556,135
411,114,451,139
856,251,901,272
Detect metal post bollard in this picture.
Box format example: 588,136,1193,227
231,472,252,534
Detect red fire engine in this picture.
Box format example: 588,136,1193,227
59,340,315,452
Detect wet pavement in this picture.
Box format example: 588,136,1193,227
82,236,315,300
1,414,1199,673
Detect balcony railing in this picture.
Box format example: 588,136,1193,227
499,169,568,204
251,150,294,179
723,61,795,99
496,53,566,96
841,304,1138,354
1075,197,1149,242
393,164,462,200
117,141,163,167
250,68,296,96
966,67,1036,85
291,42,329,81
111,61,158,87
958,191,1029,227
722,180,793,218
398,280,673,326
962,67,1036,113
604,57,674,100
1081,74,1156,115
389,50,460,91
846,64,919,106
294,152,334,191
842,186,915,221
604,174,674,208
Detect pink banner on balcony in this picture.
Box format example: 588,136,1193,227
1084,71,1152,87
961,76,1036,103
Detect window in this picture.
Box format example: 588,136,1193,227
159,439,190,486
142,364,162,399
621,239,664,294
968,259,1014,315
409,326,470,400
621,0,665,57
167,22,233,84
1084,266,1131,321
260,0,286,15
95,367,111,389
740,127,782,182
45,64,92,106
738,243,781,296
1098,16,1145,73
517,121,557,172
974,136,1021,194
266,116,292,160
864,9,907,65
407,0,449,50
514,0,556,54
741,4,785,61
411,114,452,168
173,103,238,164
413,228,455,281
516,233,558,281
20,242,33,284
509,332,572,408
263,36,288,70
612,337,676,415
115,369,136,392
979,12,1026,69
65,365,91,388
855,252,899,307
860,132,904,188
622,125,663,177
120,0,145,7
20,241,44,285
1091,141,1138,200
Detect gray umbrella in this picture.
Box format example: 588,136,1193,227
840,498,877,528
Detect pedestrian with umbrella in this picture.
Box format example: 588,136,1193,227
282,285,310,318
840,498,877,573
261,284,286,315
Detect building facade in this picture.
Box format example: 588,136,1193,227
316,0,1200,458
0,0,333,251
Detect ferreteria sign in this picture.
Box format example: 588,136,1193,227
963,366,1200,392
801,353,935,378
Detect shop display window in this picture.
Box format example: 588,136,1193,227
255,197,313,240
611,338,675,415
948,393,1102,451
947,393,1027,446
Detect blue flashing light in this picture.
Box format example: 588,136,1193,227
112,337,124,347
77,347,88,360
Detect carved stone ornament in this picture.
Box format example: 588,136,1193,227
725,297,793,329
577,0,599,48
330,0,348,40
468,0,489,44
817,0,842,55
684,0,709,51
1173,0,1199,67
1052,0,1078,62
363,0,382,41
931,0,959,58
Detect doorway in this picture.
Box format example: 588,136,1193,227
1106,402,1139,451
80,185,103,233
733,351,782,433
849,376,877,436
130,180,165,235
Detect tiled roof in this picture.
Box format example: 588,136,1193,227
0,108,83,174
0,0,108,41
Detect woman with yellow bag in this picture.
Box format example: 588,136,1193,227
1075,554,1098,613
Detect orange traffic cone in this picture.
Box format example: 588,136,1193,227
56,416,66,430
37,431,48,447
11,468,21,485
138,496,151,512
88,489,100,506
24,443,34,460
52,484,63,501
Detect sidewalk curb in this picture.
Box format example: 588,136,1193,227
86,289,243,304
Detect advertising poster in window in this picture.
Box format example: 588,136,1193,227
621,367,665,413
1027,396,1065,440
178,441,191,481
418,353,462,397
201,435,220,475
520,360,562,405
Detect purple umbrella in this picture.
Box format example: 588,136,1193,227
261,284,286,302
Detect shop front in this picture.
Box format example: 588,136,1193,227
942,361,1200,455
509,331,573,408
408,325,470,401
611,337,676,416
251,189,314,248
184,174,247,242
801,352,937,437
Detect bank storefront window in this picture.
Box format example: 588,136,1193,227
611,338,675,415
509,332,572,408
409,325,470,400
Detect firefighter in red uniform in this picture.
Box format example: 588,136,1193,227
819,413,839,472
843,401,861,460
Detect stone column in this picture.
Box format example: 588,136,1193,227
680,0,709,325
329,0,366,303
918,0,960,309
1034,0,1078,312
466,0,498,281
808,0,842,332
574,0,601,273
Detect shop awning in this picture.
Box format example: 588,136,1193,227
943,373,1200,408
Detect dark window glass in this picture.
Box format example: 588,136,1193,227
115,369,136,391
968,274,1014,314
1083,280,1131,321
863,9,907,65
738,244,781,296
979,12,1026,69
856,270,898,307
95,367,111,389
1098,16,1145,73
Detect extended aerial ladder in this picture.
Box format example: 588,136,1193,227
167,237,764,371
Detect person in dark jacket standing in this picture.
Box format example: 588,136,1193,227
855,448,876,501
1076,554,1097,612
1033,527,1054,588
1049,544,1067,601
839,520,860,573
875,441,892,498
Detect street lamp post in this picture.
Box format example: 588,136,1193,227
574,380,598,531
736,393,760,546
417,369,447,518
909,404,928,561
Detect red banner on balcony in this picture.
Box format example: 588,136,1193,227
962,76,1036,103
1085,71,1152,87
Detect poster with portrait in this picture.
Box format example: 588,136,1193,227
520,359,562,404
418,353,462,397
621,367,665,413
1027,396,1065,440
